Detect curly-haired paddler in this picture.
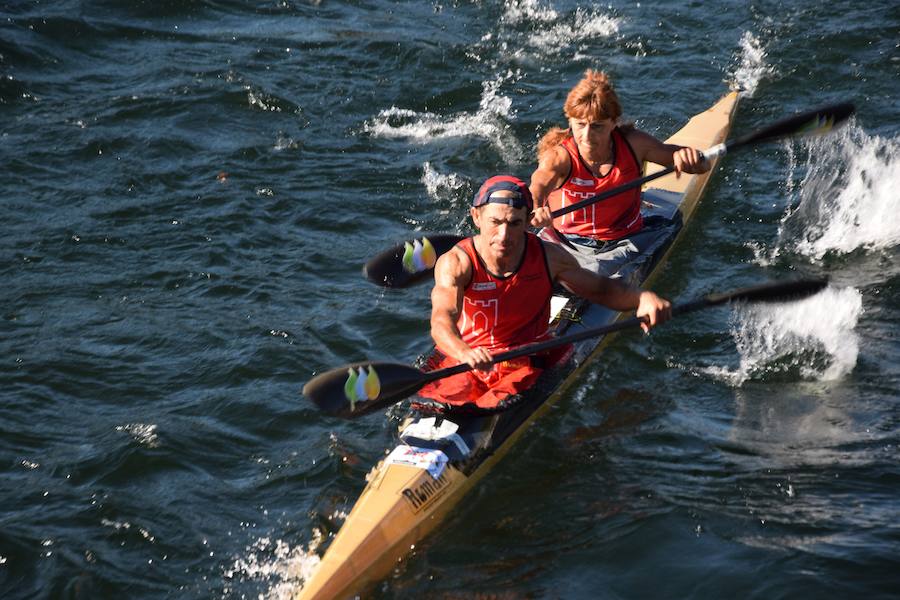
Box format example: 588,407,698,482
530,69,710,275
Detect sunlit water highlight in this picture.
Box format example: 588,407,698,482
731,31,774,96
757,124,900,263
363,72,523,161
730,286,863,382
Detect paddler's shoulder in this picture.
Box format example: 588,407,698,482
434,242,473,284
536,138,572,171
539,237,579,278
619,125,662,155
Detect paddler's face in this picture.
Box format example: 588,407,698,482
569,117,615,153
470,201,528,260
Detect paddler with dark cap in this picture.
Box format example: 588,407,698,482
418,175,671,411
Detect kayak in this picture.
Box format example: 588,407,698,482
296,91,740,600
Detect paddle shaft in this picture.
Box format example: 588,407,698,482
416,314,648,384
551,165,677,219
416,286,783,385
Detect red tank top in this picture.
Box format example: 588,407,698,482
452,233,552,353
547,128,643,240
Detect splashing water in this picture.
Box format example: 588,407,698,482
782,124,900,260
524,7,620,56
364,4,618,160
750,123,900,266
727,286,863,384
363,72,523,162
483,2,619,63
421,162,469,210
222,524,344,600
500,0,559,25
731,31,773,96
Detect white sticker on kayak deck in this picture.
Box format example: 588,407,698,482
385,445,448,479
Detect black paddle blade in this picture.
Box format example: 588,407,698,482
707,277,829,306
302,361,428,418
363,234,465,288
673,278,829,317
732,102,855,150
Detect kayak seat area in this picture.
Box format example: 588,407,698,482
640,188,683,221
398,413,499,463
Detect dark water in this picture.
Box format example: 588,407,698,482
2,1,898,598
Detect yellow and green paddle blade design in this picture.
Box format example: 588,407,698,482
343,366,382,412
401,237,437,274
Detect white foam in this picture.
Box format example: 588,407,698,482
421,162,468,205
364,5,619,159
500,0,559,25
222,532,323,600
116,423,159,448
727,286,863,384
524,8,619,56
364,73,524,162
788,124,900,259
474,5,621,77
750,122,900,265
731,31,774,96
496,4,619,60
364,75,513,141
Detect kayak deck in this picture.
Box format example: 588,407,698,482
295,91,740,600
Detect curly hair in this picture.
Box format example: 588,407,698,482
537,69,623,160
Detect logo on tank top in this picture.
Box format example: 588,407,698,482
461,297,499,346
572,177,596,187
472,282,497,291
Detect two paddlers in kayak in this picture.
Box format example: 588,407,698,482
418,70,714,411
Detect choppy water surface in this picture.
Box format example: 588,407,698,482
1,1,898,598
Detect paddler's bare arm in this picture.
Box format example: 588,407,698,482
430,247,493,371
544,242,671,332
529,145,569,228
626,128,709,177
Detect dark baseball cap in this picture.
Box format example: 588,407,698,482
472,175,533,210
